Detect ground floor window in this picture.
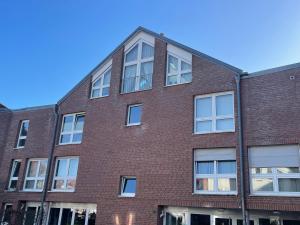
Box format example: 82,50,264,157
283,220,300,225
166,212,183,225
24,203,40,225
1,204,13,225
237,219,254,225
190,214,210,225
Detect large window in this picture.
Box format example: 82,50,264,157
122,40,154,93
8,160,21,191
59,113,85,145
16,120,29,148
52,157,79,191
90,67,111,98
249,145,300,196
166,53,192,86
120,176,136,197
194,92,234,134
127,104,142,126
194,148,237,194
24,159,47,191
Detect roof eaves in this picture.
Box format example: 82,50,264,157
12,104,56,112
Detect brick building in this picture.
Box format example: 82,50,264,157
0,27,300,225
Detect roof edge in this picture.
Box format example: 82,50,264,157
12,104,56,112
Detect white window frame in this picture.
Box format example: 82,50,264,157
16,120,29,148
122,39,154,93
120,176,136,197
166,52,192,86
194,160,237,195
23,159,47,192
250,167,300,196
126,104,142,126
194,91,235,134
59,113,85,145
1,203,13,224
52,157,79,192
90,66,112,99
8,159,21,191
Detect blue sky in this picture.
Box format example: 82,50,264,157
1,0,300,109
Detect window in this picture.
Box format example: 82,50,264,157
24,159,47,191
122,40,154,93
191,214,210,225
16,120,29,148
8,160,21,191
215,218,232,225
166,54,192,86
237,220,254,225
24,203,40,225
120,176,136,197
127,104,142,126
249,145,300,196
165,212,183,225
59,113,85,145
194,148,237,194
90,67,111,98
1,204,13,225
52,157,79,191
194,92,234,134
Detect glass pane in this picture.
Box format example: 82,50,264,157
123,65,137,93
9,180,17,189
60,134,71,144
103,69,111,85
61,208,73,225
215,218,231,225
74,209,86,225
18,138,26,147
72,133,82,143
196,97,212,118
196,161,214,174
196,120,212,133
54,180,65,189
24,207,37,225
251,168,272,174
12,161,21,177
124,65,137,78
38,160,47,177
168,55,178,74
102,87,109,97
191,214,210,225
68,158,79,176
259,219,271,225
62,115,74,132
167,75,177,85
125,45,138,62
36,180,44,189
140,61,153,90
67,179,76,189
277,167,299,174
92,78,100,88
123,178,136,194
237,220,254,225
196,178,214,191
218,178,236,192
166,212,183,225
128,105,142,125
278,178,300,192
216,94,233,116
252,178,273,192
74,115,85,131
28,161,38,177
3,205,13,223
25,180,35,189
20,121,29,136
180,72,192,83
141,43,154,59
218,161,236,174
48,208,60,225
88,210,97,225
56,159,67,177
216,118,234,131
92,89,100,98
181,61,191,71
283,220,300,225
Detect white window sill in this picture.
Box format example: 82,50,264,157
193,191,238,196
249,193,300,197
164,81,192,87
90,95,109,100
118,194,136,198
49,189,75,193
58,142,82,146
21,190,43,192
120,88,152,95
193,130,235,135
13,147,25,150
126,123,141,127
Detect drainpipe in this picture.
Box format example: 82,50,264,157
38,104,59,225
235,73,249,225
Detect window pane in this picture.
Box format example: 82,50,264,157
102,87,109,97
141,43,154,59
3,205,13,224
72,133,82,143
9,180,17,189
48,208,60,225
252,178,273,192
60,134,71,144
68,158,79,176
123,178,136,194
28,161,38,177
180,72,192,83
92,79,100,88
56,159,67,177
74,209,86,225
181,61,191,71
20,121,29,136
38,160,47,177
62,116,73,132
196,97,212,118
251,168,272,174
125,45,138,62
18,138,26,147
277,167,299,174
24,207,38,225
167,75,177,85
218,178,236,192
36,180,44,189
74,115,85,131
196,120,212,133
278,178,300,192
216,94,233,116
25,180,35,189
12,161,21,177
168,55,178,73
237,220,254,225
103,70,111,86
128,105,142,125
140,61,153,90
61,208,73,225
196,178,214,191
196,161,214,174
123,65,137,93
54,180,65,189
216,118,234,131
67,179,76,189
88,210,97,225
218,161,236,174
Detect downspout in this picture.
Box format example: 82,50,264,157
235,73,249,225
38,104,59,225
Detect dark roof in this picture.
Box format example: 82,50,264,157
58,26,243,104
12,104,55,112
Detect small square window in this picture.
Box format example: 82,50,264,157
127,104,142,126
120,176,136,197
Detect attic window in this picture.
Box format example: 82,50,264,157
122,40,154,93
91,67,111,98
